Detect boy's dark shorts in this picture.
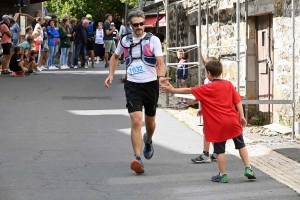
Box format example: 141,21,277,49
1,43,11,55
213,134,245,154
124,80,159,117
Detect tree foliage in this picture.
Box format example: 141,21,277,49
44,0,131,24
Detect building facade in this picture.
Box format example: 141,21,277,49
167,0,300,126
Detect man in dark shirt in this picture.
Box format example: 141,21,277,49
31,10,42,29
103,14,116,68
73,19,89,69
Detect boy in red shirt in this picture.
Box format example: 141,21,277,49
160,60,256,183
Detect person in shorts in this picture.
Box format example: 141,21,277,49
103,14,116,68
104,10,169,174
0,15,12,74
160,60,256,183
9,46,28,77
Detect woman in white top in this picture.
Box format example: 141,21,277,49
94,22,105,64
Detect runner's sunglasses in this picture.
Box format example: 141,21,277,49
131,22,145,27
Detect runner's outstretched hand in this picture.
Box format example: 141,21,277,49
159,77,171,86
104,75,114,88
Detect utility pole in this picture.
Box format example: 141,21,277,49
139,0,143,10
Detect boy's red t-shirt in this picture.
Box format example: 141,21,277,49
191,80,242,142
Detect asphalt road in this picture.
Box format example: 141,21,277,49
0,64,299,200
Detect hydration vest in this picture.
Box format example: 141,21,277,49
121,33,156,68
86,22,94,36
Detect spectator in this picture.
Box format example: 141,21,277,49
47,19,60,70
118,18,126,64
24,26,33,41
31,10,42,29
9,46,28,77
58,18,71,69
103,14,115,68
41,16,51,67
9,18,21,48
175,49,189,105
86,14,96,68
73,19,89,69
0,15,12,74
28,50,39,74
68,18,77,67
94,22,105,64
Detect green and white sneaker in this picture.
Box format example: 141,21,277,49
244,167,256,179
191,154,211,163
211,173,228,183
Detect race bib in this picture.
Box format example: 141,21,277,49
127,62,145,75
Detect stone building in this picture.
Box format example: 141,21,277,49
165,0,299,126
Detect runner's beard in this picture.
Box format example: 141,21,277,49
134,29,144,36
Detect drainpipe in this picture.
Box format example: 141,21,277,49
206,0,209,57
291,0,295,140
245,0,249,121
198,0,202,124
165,0,169,106
236,0,240,93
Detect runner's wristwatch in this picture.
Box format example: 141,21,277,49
157,76,165,80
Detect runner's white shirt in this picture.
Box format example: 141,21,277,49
115,33,163,83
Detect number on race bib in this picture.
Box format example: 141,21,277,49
128,65,144,75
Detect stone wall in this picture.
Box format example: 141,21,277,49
273,15,300,125
167,0,300,126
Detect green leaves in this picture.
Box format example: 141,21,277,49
44,0,128,23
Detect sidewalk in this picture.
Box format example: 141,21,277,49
158,92,300,194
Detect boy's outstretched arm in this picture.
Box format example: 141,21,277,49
160,83,192,94
236,101,247,127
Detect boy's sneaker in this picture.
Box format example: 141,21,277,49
191,154,211,163
104,63,109,68
74,66,78,69
211,173,228,183
130,156,144,174
244,167,256,179
143,133,154,160
210,153,218,161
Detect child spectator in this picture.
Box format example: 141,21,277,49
176,49,189,105
18,35,33,60
28,50,39,74
191,57,219,163
160,60,256,183
9,46,28,77
24,26,33,41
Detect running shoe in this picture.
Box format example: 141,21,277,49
211,173,228,183
244,167,256,179
130,156,144,174
191,154,211,163
143,133,154,160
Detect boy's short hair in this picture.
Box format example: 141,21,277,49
205,56,220,63
14,46,20,53
205,60,223,77
27,35,34,42
30,50,38,56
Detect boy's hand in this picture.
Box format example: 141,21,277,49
160,82,174,93
197,109,202,117
240,117,247,127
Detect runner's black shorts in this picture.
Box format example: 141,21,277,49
213,134,245,154
124,80,159,117
87,37,95,51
